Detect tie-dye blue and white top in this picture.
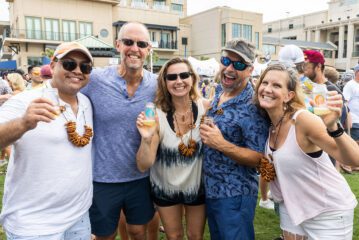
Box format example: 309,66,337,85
150,99,205,204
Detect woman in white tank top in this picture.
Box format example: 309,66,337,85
136,58,210,240
253,63,359,240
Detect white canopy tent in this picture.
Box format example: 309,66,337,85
188,56,220,77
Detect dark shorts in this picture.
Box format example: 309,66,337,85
152,193,205,207
89,177,155,237
206,195,257,240
350,127,359,141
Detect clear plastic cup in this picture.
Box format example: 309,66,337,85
203,116,214,126
312,84,330,116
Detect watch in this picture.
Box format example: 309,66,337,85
327,122,344,138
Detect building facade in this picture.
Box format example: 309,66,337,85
1,0,263,72
264,0,359,71
180,6,263,60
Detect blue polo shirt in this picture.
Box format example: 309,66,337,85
203,82,269,199
81,65,157,183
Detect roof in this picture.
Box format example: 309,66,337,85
75,36,114,49
74,36,115,57
263,36,337,51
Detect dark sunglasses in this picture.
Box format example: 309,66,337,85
165,72,192,81
220,56,248,71
120,38,149,48
56,59,92,74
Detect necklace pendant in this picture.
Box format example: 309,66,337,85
271,129,276,134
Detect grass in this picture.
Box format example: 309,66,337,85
0,167,357,239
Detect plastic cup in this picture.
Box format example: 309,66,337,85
203,116,214,126
42,88,61,116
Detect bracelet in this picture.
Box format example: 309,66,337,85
327,122,344,138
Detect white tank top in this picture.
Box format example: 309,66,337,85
266,110,357,225
150,99,205,202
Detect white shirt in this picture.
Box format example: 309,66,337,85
343,79,359,125
0,85,93,235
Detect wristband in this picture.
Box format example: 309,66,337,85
327,122,344,138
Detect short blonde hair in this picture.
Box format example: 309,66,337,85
7,73,25,91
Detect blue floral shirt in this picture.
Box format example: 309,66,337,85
203,83,269,199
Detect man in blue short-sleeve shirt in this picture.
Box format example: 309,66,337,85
200,38,269,240
81,22,157,240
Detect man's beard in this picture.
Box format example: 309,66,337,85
307,72,317,82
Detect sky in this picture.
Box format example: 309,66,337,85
0,0,329,22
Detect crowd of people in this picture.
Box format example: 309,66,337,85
0,21,358,240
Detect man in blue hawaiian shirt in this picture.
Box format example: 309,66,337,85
200,38,269,240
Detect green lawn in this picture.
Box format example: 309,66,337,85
0,169,358,240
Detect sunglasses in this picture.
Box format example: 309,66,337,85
165,72,192,81
56,59,92,74
220,56,248,71
120,38,149,48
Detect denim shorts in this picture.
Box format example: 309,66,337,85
90,177,155,237
350,127,359,141
206,195,257,240
6,211,91,240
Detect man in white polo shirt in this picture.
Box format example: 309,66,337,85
0,41,94,239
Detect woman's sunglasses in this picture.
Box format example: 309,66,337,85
120,38,149,48
165,72,192,81
220,56,248,71
56,59,92,74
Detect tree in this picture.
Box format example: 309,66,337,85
41,48,55,59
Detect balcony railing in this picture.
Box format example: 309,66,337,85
159,40,177,49
153,2,170,11
4,29,92,42
352,51,359,57
131,0,149,9
118,0,183,14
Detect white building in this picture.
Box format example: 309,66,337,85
264,0,359,71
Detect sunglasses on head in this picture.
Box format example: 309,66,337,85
165,72,192,81
120,38,149,48
56,59,92,74
220,56,248,71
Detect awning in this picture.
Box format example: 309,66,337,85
0,60,17,70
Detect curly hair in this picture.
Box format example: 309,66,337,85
253,63,306,118
155,58,200,113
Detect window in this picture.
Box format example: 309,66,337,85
171,3,183,12
44,18,60,41
232,23,242,38
289,24,294,29
25,17,42,39
221,24,226,47
323,50,332,58
268,27,272,33
160,32,170,48
255,32,260,49
27,57,43,66
150,31,156,42
62,20,76,41
262,44,276,55
79,22,92,38
243,25,252,42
